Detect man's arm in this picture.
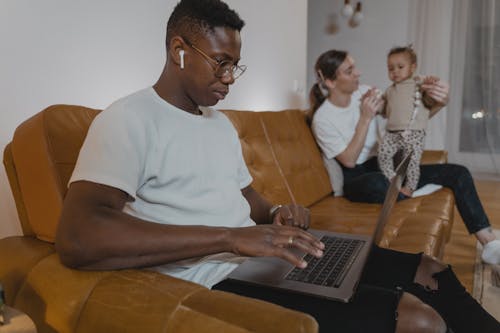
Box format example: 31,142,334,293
56,181,323,270
241,185,310,229
240,185,273,224
56,181,236,270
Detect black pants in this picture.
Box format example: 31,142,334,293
214,247,500,333
342,157,491,234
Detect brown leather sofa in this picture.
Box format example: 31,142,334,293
1,105,455,333
221,110,455,257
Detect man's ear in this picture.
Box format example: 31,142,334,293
168,36,185,68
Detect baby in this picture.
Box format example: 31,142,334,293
378,45,440,197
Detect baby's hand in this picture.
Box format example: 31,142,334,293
421,76,439,85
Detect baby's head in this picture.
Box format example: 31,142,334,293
387,45,417,84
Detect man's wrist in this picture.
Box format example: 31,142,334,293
269,204,282,223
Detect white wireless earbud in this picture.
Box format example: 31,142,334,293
179,49,185,69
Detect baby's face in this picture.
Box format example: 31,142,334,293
387,53,416,83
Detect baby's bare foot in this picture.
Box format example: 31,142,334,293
400,187,413,197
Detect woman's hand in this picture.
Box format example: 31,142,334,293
421,78,449,106
229,225,324,268
336,87,384,168
360,88,384,122
272,204,310,230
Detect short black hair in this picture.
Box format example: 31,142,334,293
166,0,245,49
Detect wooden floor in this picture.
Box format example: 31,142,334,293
443,179,500,292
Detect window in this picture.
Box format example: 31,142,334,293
459,1,500,154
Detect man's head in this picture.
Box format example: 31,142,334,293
166,0,245,50
158,0,246,111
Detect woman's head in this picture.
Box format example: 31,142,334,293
387,46,417,83
315,50,348,82
308,50,360,121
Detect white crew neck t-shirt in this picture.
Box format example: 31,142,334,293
70,87,254,288
311,85,380,165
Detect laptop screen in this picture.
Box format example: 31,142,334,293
372,152,411,244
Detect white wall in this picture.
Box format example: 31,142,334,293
307,0,412,93
0,0,308,238
221,0,309,110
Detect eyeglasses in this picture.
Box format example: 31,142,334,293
182,37,247,80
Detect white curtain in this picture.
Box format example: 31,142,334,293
448,0,500,176
407,0,454,150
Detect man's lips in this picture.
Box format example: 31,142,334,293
214,89,228,100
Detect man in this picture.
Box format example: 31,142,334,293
56,1,499,332
56,0,321,281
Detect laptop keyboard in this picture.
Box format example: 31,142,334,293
285,236,365,288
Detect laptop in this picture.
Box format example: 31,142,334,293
227,152,411,302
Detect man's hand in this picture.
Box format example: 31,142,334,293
229,225,324,268
272,204,310,230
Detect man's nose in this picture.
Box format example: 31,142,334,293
220,73,235,85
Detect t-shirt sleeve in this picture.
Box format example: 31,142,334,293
219,111,253,189
230,127,253,189
236,141,253,189
69,108,147,199
312,115,348,160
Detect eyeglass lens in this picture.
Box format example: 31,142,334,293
216,61,245,79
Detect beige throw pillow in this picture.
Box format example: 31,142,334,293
322,155,344,196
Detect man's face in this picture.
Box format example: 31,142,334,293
182,27,242,107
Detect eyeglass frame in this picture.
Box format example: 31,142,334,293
181,36,247,80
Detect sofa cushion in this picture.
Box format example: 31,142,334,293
221,110,332,207
9,105,100,242
0,236,318,333
308,188,455,257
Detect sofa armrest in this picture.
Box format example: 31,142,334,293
421,150,448,165
0,236,317,333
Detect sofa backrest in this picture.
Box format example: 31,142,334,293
4,105,100,242
221,110,332,207
4,106,333,242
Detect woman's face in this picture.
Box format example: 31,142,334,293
331,55,360,94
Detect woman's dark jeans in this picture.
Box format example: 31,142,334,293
342,157,491,234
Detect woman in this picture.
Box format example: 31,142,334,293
309,50,500,266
